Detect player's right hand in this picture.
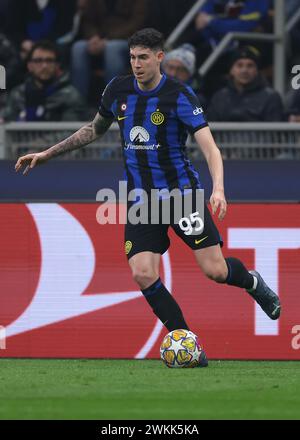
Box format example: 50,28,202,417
15,151,49,175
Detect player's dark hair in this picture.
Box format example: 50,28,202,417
28,40,60,62
128,28,164,52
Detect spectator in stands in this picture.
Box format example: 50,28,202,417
163,44,196,85
5,0,77,83
10,0,76,46
0,34,22,89
181,1,270,100
2,40,86,122
163,44,206,107
207,46,284,122
193,0,270,51
70,0,147,98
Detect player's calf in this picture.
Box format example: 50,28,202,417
201,261,228,283
141,278,190,332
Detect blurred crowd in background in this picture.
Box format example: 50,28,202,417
0,0,300,123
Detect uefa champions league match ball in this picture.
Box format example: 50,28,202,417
160,329,204,368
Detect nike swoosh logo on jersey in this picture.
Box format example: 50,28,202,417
195,236,208,245
117,116,128,121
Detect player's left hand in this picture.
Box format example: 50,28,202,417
210,189,227,221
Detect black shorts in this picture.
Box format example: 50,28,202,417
124,195,223,259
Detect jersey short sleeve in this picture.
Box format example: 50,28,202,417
98,77,117,119
177,85,208,133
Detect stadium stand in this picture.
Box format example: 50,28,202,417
207,46,284,122
1,122,300,161
0,0,300,156
0,33,22,89
8,0,76,46
1,40,86,122
69,0,147,99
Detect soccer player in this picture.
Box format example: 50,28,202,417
15,28,281,367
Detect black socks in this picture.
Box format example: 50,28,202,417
141,278,189,332
224,257,254,290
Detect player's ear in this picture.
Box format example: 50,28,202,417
157,51,165,64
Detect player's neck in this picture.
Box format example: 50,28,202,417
137,72,163,92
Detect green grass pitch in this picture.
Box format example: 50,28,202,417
0,359,299,420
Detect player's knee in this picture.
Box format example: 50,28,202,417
132,267,159,289
202,262,227,283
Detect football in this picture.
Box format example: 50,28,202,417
160,329,204,368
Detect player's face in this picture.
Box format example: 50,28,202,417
130,46,164,86
163,60,191,83
230,58,258,86
28,48,59,83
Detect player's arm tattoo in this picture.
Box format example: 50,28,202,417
45,113,113,159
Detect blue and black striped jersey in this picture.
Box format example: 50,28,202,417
99,73,208,193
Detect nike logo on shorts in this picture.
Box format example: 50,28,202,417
195,236,208,245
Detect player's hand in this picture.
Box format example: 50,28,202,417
210,189,227,221
15,151,49,175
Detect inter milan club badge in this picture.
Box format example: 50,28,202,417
125,241,132,255
121,103,127,111
151,109,164,125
